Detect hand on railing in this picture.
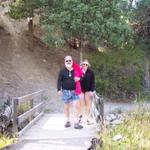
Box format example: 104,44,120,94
92,91,100,100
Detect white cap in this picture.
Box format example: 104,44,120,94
64,55,72,61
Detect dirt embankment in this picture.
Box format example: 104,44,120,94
0,8,79,112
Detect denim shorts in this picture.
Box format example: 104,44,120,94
61,90,79,103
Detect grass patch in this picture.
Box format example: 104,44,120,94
0,134,14,149
98,109,150,150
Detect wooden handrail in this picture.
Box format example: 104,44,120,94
17,90,44,104
91,92,104,131
12,90,46,136
18,102,44,124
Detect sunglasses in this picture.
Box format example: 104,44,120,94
82,63,88,66
65,60,72,62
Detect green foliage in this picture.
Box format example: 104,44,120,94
99,109,150,149
133,0,150,20
135,91,150,102
89,47,144,99
8,0,46,19
42,0,133,48
118,0,129,12
18,101,31,115
131,0,150,48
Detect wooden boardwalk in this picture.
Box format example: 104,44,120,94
7,113,96,150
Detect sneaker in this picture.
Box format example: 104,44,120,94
74,123,83,129
64,121,71,128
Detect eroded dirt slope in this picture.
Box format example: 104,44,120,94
0,7,79,112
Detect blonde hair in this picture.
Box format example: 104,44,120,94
82,59,91,67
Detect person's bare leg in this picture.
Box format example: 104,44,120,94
64,102,71,122
78,93,84,118
74,100,80,123
74,99,83,129
85,92,91,121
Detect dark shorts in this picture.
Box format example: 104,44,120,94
61,90,79,103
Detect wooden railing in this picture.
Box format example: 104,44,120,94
91,92,104,131
12,90,46,136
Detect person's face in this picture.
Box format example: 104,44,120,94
82,62,88,70
65,59,73,68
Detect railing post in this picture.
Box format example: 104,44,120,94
100,97,104,125
40,91,44,112
92,93,105,131
29,99,34,122
11,91,46,136
12,98,18,135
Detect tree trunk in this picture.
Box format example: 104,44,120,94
79,41,86,63
28,17,34,51
144,56,150,90
79,45,83,64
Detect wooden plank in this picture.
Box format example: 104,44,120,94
18,112,44,137
28,99,34,122
18,102,44,124
12,98,18,134
18,90,44,104
90,94,103,131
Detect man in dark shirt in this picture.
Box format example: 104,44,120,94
57,56,83,129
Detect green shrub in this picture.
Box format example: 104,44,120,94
8,3,27,19
89,47,144,100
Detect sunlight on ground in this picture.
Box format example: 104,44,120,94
23,145,83,150
21,142,85,150
42,116,66,130
38,139,65,145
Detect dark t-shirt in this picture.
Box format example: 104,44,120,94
57,68,76,91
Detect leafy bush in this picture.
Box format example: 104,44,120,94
89,47,144,100
8,5,22,19
8,0,45,19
